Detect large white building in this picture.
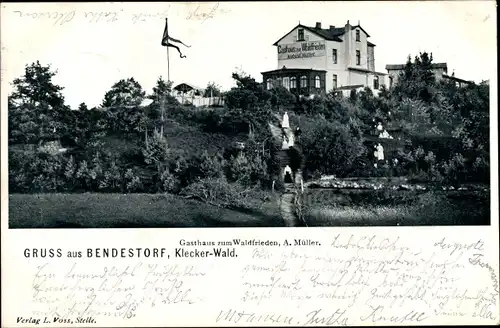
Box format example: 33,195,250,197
262,20,387,96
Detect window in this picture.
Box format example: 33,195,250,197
389,76,393,88
297,28,304,41
300,76,308,88
290,77,297,89
356,30,360,42
315,76,321,88
332,49,337,64
332,74,337,89
373,76,379,90
277,77,282,87
356,50,361,65
283,77,290,90
266,79,272,90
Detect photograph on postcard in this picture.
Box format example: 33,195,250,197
1,2,499,327
4,2,494,229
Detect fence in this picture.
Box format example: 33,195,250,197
173,96,225,108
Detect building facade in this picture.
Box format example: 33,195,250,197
262,21,387,96
385,63,473,88
385,63,448,88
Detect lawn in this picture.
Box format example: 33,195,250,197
301,188,491,226
8,193,282,229
9,188,491,228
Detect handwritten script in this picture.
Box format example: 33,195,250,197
30,262,206,320
18,234,500,326
222,234,499,326
9,8,172,26
8,3,229,26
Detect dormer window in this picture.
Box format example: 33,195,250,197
297,28,305,41
356,30,360,42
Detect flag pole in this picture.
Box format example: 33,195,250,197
167,46,170,82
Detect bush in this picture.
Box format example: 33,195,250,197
302,117,365,177
180,177,251,209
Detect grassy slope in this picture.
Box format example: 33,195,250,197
98,120,244,158
162,120,244,156
9,193,282,228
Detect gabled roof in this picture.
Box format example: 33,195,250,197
350,25,371,38
173,83,204,92
386,63,448,70
272,23,374,46
273,24,345,45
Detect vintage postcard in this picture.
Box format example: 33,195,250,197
1,1,499,326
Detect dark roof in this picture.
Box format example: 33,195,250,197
173,83,203,92
273,23,376,48
273,24,345,45
262,67,327,75
443,74,474,84
348,67,387,75
386,63,448,70
335,84,365,90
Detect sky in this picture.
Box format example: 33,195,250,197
1,1,497,109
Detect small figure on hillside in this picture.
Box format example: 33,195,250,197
283,165,293,183
376,122,383,132
379,129,393,139
374,143,385,168
282,111,290,129
295,126,301,137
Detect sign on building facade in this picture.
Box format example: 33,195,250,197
277,41,326,60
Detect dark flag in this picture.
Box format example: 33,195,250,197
161,18,190,58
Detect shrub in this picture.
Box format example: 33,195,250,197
180,177,251,209
302,117,365,177
159,167,180,193
124,169,143,192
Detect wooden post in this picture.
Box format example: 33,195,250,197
160,95,165,139
167,44,170,82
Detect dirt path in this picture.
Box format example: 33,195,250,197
279,192,297,227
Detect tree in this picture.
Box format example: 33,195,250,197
392,52,438,103
301,117,365,177
100,78,148,135
9,61,66,109
102,78,146,108
78,102,89,111
225,71,272,110
148,76,173,102
204,81,222,97
142,130,170,167
8,61,69,144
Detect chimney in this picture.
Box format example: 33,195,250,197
344,20,352,70
315,22,322,29
329,25,335,30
